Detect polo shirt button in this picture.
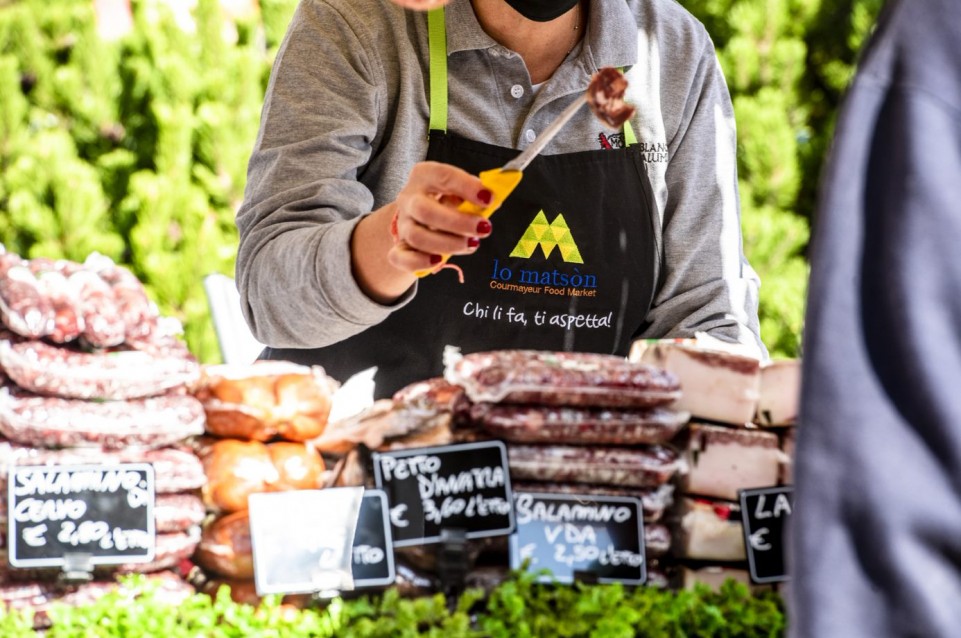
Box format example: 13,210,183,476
524,129,536,143
510,84,524,99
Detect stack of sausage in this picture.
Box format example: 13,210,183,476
188,361,338,606
446,349,689,585
629,338,800,591
0,246,206,625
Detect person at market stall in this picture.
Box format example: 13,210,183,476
235,0,766,398
789,0,961,635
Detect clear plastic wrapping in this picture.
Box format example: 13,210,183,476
445,349,681,408
507,443,685,488
470,403,689,445
0,388,205,449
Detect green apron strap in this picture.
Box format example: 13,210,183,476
429,22,634,144
427,8,448,133
623,119,637,147
619,67,636,147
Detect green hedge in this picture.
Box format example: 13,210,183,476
0,572,786,637
0,0,883,361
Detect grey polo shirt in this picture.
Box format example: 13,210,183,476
236,0,765,357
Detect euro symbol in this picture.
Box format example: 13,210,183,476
390,504,409,528
749,527,772,551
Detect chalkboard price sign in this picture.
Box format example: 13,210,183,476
7,464,156,568
372,441,514,547
739,486,794,584
352,490,395,588
509,492,646,585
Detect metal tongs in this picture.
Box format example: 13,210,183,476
413,95,588,278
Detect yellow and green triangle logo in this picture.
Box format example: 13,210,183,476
509,211,584,263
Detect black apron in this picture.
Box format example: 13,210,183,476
264,9,658,399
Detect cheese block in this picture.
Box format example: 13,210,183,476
681,423,783,500
755,359,801,426
629,339,760,426
677,498,746,562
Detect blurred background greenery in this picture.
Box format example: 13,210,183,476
0,0,883,363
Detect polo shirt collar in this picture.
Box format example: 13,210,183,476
443,0,638,72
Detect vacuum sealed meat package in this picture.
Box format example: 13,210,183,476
446,349,681,408
0,338,200,400
507,443,684,488
0,251,55,339
0,388,205,449
470,403,689,445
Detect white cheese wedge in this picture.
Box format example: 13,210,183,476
678,497,746,562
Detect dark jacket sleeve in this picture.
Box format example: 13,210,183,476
790,1,961,636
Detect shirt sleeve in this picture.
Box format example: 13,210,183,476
235,0,413,349
638,37,766,358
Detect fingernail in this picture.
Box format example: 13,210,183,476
430,254,443,265
478,189,493,205
467,237,480,248
476,220,492,234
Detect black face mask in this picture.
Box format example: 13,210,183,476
504,0,579,22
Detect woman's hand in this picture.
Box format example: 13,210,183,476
387,161,494,274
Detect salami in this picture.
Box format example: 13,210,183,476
469,403,689,446
67,269,126,349
0,338,201,401
85,253,159,342
154,493,207,534
507,444,684,488
0,252,55,339
0,443,206,494
0,388,205,449
446,350,681,408
27,259,84,343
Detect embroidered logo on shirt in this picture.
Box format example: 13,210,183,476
509,211,583,264
598,132,625,149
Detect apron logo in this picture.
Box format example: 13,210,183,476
509,211,584,264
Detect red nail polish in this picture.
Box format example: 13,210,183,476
430,254,443,265
476,220,492,234
478,189,493,205
467,237,480,248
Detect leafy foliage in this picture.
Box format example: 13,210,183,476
0,571,786,637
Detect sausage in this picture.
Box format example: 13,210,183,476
0,388,205,449
507,444,684,488
470,403,689,446
0,338,201,401
85,254,159,342
0,443,207,494
27,259,84,343
0,252,55,338
154,493,207,534
446,350,681,408
66,269,126,348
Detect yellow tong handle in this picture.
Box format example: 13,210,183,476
414,168,523,278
